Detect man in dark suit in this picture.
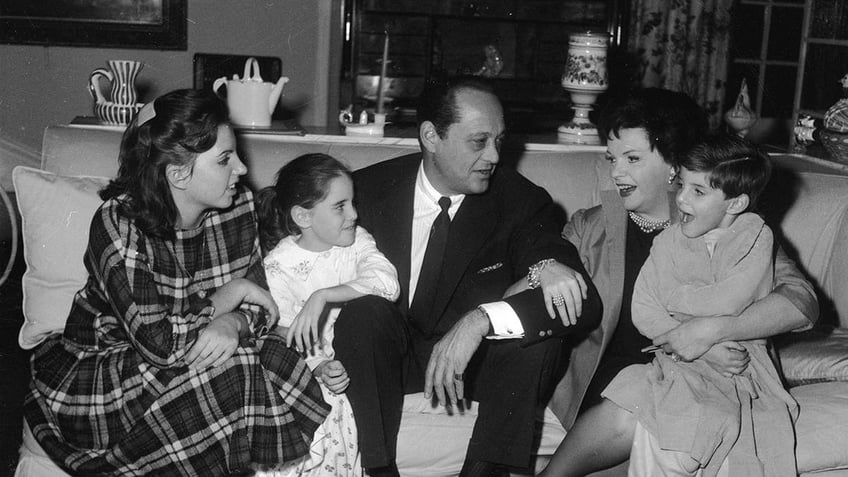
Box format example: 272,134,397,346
334,78,602,476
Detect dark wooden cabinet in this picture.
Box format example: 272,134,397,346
340,0,623,133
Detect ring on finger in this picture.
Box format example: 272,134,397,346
552,294,565,307
453,373,464,381
670,352,681,362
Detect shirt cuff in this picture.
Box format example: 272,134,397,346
480,301,524,340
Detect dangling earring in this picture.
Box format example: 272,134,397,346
667,168,677,185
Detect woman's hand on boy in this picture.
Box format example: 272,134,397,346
653,315,722,361
286,291,327,353
315,359,350,394
186,312,242,369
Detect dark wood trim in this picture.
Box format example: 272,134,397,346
0,0,187,50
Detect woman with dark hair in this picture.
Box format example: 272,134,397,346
24,89,330,476
538,88,818,476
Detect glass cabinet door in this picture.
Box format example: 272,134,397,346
340,0,622,133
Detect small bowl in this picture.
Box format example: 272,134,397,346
342,121,385,138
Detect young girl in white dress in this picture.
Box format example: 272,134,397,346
256,154,400,476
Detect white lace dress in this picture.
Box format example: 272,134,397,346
262,226,399,476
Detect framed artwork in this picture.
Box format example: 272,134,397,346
0,0,187,50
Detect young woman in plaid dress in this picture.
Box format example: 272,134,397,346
24,89,330,476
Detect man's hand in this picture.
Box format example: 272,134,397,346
424,308,489,406
538,261,587,325
654,315,723,362
700,342,750,377
315,359,350,394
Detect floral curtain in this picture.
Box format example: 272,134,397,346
629,0,735,128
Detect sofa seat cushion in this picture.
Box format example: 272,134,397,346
12,166,109,349
777,327,848,386
17,394,567,477
792,381,848,473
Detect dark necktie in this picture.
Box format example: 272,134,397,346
410,196,451,328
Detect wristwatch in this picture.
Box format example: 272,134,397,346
527,258,556,289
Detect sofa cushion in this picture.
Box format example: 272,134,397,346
792,381,848,473
12,166,109,349
776,327,848,386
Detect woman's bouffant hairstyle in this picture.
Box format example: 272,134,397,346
680,133,772,212
256,153,353,254
598,87,709,166
99,89,229,239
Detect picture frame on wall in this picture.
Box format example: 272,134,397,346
0,0,187,50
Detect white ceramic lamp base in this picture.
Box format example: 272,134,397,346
558,103,601,145
558,32,609,145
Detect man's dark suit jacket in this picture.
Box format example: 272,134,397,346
354,153,602,375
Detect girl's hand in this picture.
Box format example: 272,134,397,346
315,360,350,394
185,312,242,369
240,282,279,328
211,278,279,328
700,341,750,377
286,290,327,353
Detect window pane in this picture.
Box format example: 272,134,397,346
810,0,848,40
801,44,848,114
767,7,803,61
730,4,764,59
761,65,797,117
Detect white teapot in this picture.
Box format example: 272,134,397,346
213,57,289,127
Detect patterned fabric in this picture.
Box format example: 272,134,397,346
629,0,734,127
24,185,330,476
263,225,399,476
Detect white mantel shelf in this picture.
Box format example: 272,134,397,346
66,117,607,154
240,130,606,153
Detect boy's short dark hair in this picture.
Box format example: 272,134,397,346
680,133,772,211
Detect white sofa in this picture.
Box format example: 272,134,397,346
11,125,848,476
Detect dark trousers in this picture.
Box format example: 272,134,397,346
334,296,562,470
334,296,408,469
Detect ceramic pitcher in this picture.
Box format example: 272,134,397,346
89,60,144,125
213,57,288,127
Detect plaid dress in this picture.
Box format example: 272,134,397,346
24,186,330,476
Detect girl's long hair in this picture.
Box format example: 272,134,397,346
100,88,229,239
256,153,352,254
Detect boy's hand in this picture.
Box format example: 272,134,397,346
316,360,350,394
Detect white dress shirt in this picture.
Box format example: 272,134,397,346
412,163,524,339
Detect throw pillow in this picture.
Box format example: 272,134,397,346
13,166,109,349
776,326,848,386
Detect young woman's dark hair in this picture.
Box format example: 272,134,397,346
680,133,772,211
256,153,353,254
598,87,709,167
416,77,496,138
100,88,229,239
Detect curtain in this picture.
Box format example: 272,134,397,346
629,0,735,128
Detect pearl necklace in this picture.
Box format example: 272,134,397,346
628,211,670,234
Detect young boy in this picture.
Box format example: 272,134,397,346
602,133,798,476
540,134,798,477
